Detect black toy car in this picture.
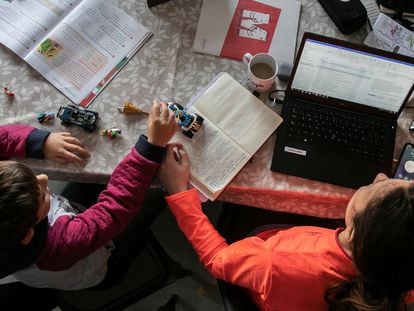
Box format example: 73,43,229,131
57,105,99,132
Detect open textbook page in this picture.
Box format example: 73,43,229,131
0,0,152,107
171,73,283,201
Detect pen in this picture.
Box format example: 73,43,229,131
173,147,181,163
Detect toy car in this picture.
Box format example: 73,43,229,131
37,112,55,124
167,102,204,138
57,105,99,132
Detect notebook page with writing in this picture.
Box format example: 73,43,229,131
170,72,283,200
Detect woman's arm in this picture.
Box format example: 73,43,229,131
160,145,272,292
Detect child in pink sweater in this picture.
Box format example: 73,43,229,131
0,100,178,290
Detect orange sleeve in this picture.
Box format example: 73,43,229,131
166,189,273,293
405,290,414,305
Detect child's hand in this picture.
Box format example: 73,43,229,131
159,143,190,195
43,132,90,164
147,100,178,147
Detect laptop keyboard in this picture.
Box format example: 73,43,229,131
286,103,389,163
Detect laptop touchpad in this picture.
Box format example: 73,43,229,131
310,150,349,180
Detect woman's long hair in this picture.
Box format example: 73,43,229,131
325,184,414,310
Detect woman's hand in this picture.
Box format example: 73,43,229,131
159,143,190,195
43,132,90,164
147,99,178,147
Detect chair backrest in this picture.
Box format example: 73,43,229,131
217,279,259,311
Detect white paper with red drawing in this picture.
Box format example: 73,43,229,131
192,0,301,65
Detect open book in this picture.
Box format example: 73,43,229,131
192,0,301,65
171,73,283,201
0,0,152,107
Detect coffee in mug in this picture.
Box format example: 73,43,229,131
243,52,278,92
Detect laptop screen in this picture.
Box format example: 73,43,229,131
288,33,414,116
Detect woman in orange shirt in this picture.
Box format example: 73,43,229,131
159,144,414,311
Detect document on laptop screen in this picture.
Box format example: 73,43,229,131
291,38,414,113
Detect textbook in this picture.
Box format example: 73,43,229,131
171,73,283,201
192,0,301,65
0,0,152,107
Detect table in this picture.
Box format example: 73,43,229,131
1,0,413,219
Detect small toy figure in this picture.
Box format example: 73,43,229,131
101,128,122,139
37,112,55,124
3,85,14,98
117,101,149,114
57,105,99,132
167,102,204,138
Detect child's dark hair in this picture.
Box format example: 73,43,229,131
325,184,414,310
0,161,40,249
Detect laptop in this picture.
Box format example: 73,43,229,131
271,32,414,188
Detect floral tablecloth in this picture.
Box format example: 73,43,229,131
1,0,412,218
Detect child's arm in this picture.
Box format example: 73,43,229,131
37,100,178,270
0,124,44,158
0,124,89,164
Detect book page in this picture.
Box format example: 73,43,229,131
171,117,250,198
192,73,282,156
364,13,414,58
0,0,81,57
24,0,151,105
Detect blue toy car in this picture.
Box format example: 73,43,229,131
57,105,99,133
167,103,204,138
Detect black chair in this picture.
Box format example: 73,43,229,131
0,229,190,311
54,229,189,311
215,202,344,311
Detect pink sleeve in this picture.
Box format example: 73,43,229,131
36,148,160,270
0,124,35,158
166,189,272,292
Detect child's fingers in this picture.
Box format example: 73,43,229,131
151,99,161,118
169,112,178,130
57,132,72,137
62,150,85,164
64,144,90,159
160,102,169,121
64,136,86,147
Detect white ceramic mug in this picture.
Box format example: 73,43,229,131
243,52,278,93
